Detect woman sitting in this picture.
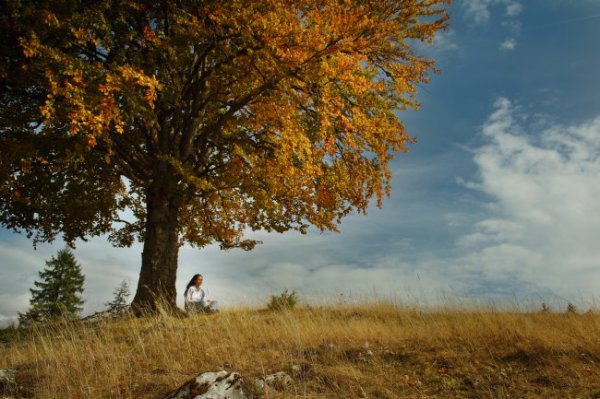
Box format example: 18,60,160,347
184,274,218,314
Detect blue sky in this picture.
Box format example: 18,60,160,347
2,0,600,325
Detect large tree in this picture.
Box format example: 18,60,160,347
1,0,449,313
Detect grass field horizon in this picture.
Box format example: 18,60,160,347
2,300,600,398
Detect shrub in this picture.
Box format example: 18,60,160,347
541,302,550,313
566,302,578,314
0,324,23,344
267,289,298,311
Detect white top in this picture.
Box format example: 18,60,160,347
186,285,206,305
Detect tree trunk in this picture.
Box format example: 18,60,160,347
131,165,181,315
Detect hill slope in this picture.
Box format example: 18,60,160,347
1,304,600,398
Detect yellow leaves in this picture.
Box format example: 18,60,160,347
119,66,144,83
144,87,158,109
41,10,60,27
114,121,125,134
22,46,36,58
40,97,55,121
324,136,335,155
181,0,447,232
143,25,159,43
37,60,162,146
20,37,41,58
119,66,162,109
37,10,164,142
71,27,100,46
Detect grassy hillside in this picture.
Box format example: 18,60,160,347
1,304,600,398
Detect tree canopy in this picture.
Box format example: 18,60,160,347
1,0,449,311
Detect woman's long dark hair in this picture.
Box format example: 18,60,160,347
184,274,203,297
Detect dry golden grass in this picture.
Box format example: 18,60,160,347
1,303,600,398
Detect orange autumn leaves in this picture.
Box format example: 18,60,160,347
18,5,162,146
191,0,448,233
23,47,161,145
8,0,449,248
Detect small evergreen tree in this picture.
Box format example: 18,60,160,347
19,248,85,324
105,280,131,317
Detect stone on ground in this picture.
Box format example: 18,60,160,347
165,370,248,399
254,371,293,392
0,368,17,399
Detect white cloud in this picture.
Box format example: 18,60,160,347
505,2,523,16
413,29,460,61
461,0,523,55
462,0,492,25
461,0,523,24
500,37,517,51
0,314,18,328
431,29,460,54
461,98,600,300
461,0,523,45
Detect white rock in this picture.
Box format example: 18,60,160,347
253,378,266,391
362,342,373,357
264,371,292,385
0,368,17,388
0,369,16,383
0,368,18,399
165,370,247,399
291,364,301,373
254,371,293,392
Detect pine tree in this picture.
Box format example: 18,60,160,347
19,248,85,324
104,280,131,317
